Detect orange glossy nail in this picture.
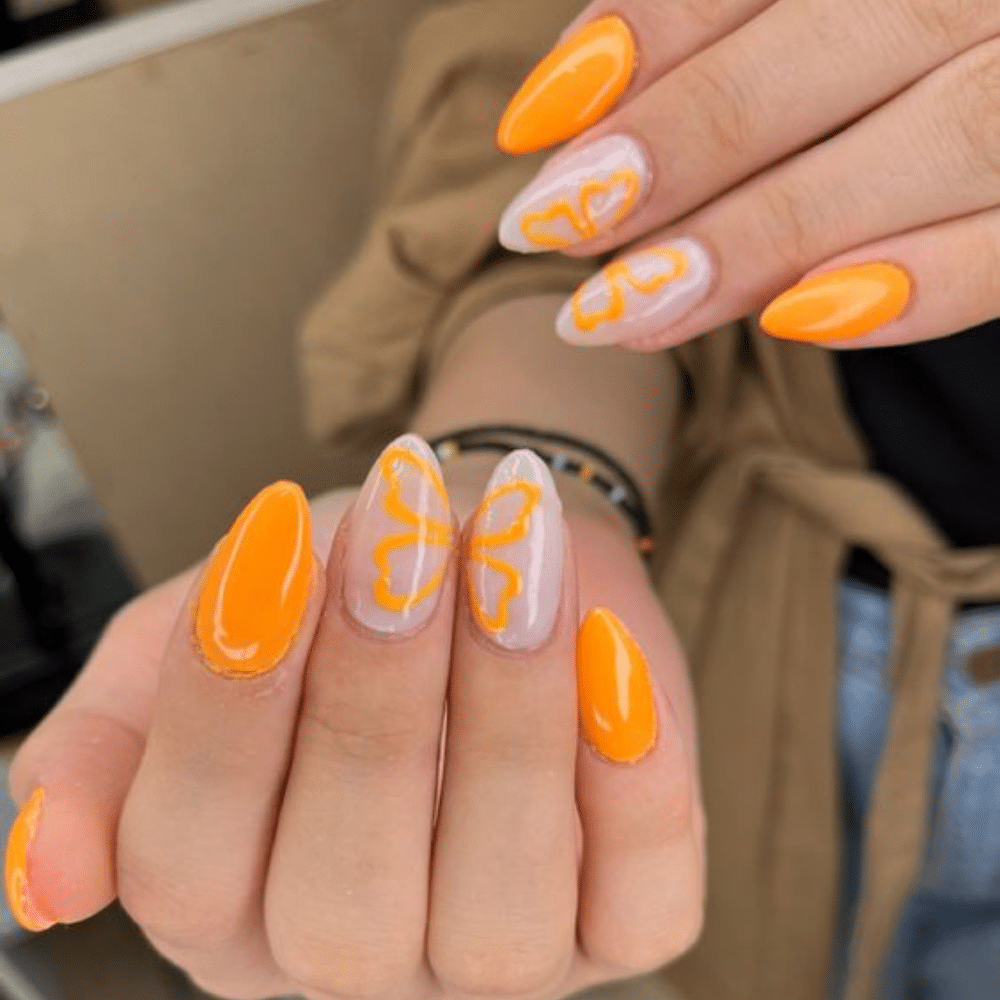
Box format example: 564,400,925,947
498,16,637,155
577,608,657,764
5,787,56,932
195,481,314,677
760,262,911,343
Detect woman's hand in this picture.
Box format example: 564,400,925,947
6,435,703,1000
497,0,1000,350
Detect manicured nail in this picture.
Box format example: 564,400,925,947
556,237,713,346
5,787,56,932
345,434,454,635
760,262,911,343
497,15,637,155
195,481,314,677
577,609,657,764
466,450,563,651
499,135,650,253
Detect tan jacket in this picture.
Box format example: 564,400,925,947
300,2,1000,997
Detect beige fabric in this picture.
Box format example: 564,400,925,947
299,2,1000,998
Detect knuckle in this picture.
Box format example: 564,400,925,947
583,907,705,974
296,703,436,771
680,57,760,160
903,0,991,50
270,928,409,1000
949,44,1000,182
431,937,569,998
752,181,823,276
117,853,246,954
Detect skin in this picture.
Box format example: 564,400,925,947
504,0,1000,350
7,295,704,1000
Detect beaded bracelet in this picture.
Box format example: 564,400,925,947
428,425,655,557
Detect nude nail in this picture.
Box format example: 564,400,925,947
344,434,454,635
556,237,713,346
499,135,650,253
465,450,563,651
4,787,56,932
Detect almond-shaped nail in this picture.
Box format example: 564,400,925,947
466,450,563,651
577,608,657,764
195,481,314,677
498,15,637,155
5,787,56,932
556,237,713,346
499,135,650,253
760,262,911,343
344,434,454,635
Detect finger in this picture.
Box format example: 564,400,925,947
428,451,579,997
116,481,320,998
553,37,1000,348
5,567,194,931
499,0,1000,255
264,435,457,999
497,0,773,155
569,518,705,974
576,608,704,974
758,206,1000,350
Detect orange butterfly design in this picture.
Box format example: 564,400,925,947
466,479,542,633
571,246,690,334
520,168,642,250
372,445,454,613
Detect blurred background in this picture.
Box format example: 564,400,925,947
0,0,432,993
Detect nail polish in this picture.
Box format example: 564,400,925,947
195,481,314,677
466,450,563,651
344,434,454,634
499,135,650,253
497,15,637,155
577,609,657,764
5,787,56,932
556,237,713,346
760,262,911,342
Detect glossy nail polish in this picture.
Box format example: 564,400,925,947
577,608,657,764
760,262,911,342
195,481,314,677
499,135,650,253
5,787,56,932
497,15,637,155
466,450,563,651
344,434,454,635
556,237,713,346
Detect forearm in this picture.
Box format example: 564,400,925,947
412,293,680,529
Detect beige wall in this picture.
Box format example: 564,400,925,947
0,0,434,584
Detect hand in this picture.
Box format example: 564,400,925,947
6,435,703,1000
497,0,1000,350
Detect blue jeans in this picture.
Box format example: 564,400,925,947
834,579,1000,999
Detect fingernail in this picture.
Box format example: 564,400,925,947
760,262,911,342
499,135,650,253
556,237,713,346
466,450,563,651
344,434,454,635
497,15,637,155
5,787,56,932
195,481,314,677
577,609,657,764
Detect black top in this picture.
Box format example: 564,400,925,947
838,318,1000,591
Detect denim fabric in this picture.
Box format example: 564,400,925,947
834,579,1000,999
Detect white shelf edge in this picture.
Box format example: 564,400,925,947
0,0,327,103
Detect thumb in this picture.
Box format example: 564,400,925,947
5,566,194,930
